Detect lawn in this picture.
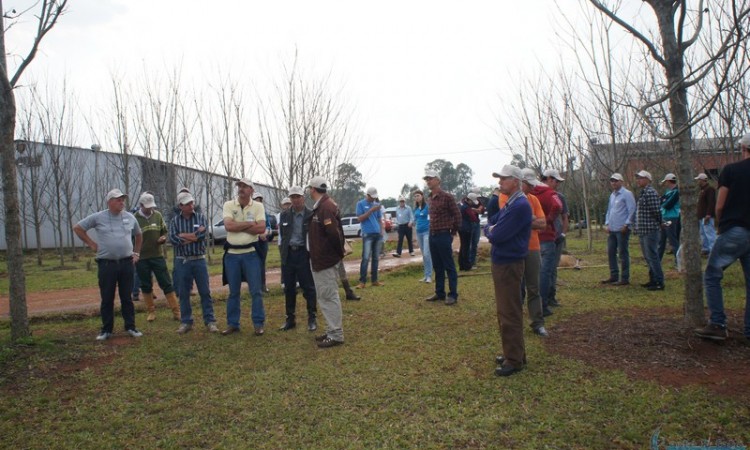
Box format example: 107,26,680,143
1,235,748,449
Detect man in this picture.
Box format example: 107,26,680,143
658,173,681,263
278,186,318,332
468,189,485,269
541,169,568,307
695,133,750,342
277,197,292,288
171,187,199,298
252,191,272,293
356,187,384,288
423,169,461,306
458,193,480,271
531,172,562,316
500,168,548,337
391,195,415,257
602,173,636,286
73,189,144,341
486,165,532,377
169,192,218,334
634,170,665,291
695,173,717,255
221,178,267,336
306,176,346,348
134,192,180,322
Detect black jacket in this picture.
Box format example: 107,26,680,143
279,206,313,265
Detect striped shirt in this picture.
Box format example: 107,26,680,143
169,211,208,257
635,185,662,235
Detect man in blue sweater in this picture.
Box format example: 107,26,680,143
485,165,532,377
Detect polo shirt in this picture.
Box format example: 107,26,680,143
223,198,266,254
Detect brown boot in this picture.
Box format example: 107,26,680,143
165,291,181,321
143,292,156,322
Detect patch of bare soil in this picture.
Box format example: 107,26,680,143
545,307,750,401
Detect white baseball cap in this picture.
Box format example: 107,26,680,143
288,186,304,196
492,165,523,180
138,192,156,208
610,173,624,182
543,168,565,181
423,169,440,180
634,170,652,181
694,173,708,181
661,173,677,183
736,132,750,147
235,178,254,188
366,187,379,198
308,176,328,190
106,189,127,201
521,168,540,186
177,192,194,205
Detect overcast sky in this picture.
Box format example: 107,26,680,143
7,0,601,199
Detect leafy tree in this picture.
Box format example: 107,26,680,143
331,162,365,214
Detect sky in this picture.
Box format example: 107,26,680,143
6,0,593,200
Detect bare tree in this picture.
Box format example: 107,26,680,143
588,0,750,326
0,0,68,340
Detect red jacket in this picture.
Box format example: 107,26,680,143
531,184,562,242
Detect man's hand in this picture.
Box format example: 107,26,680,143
621,225,628,235
157,236,167,245
89,242,98,252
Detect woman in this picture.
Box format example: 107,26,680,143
413,190,432,283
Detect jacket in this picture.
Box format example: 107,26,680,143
307,194,344,271
279,206,313,265
530,184,562,242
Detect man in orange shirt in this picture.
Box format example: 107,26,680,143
499,168,549,337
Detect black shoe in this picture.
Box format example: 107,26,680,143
444,296,458,306
279,321,296,331
317,337,344,348
495,355,505,365
391,253,401,258
315,333,328,342
647,283,665,291
548,299,561,307
600,278,617,284
307,319,317,332
641,281,655,288
425,294,445,302
345,292,361,301
543,308,553,317
612,280,630,286
495,364,523,377
221,326,240,336
694,324,728,341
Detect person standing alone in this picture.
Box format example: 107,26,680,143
602,173,636,286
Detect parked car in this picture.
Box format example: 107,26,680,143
341,216,361,237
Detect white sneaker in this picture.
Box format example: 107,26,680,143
126,328,144,338
425,277,432,283
95,332,112,341
177,323,193,334
418,277,426,282
409,252,415,257
206,323,219,333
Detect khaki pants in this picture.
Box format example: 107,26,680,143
312,264,344,342
492,260,526,368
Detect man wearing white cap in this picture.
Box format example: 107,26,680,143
221,178,267,336
392,195,415,258
356,186,385,288
74,189,144,341
602,173,636,285
486,165,532,376
277,196,292,288
634,170,665,290
658,173,681,263
531,170,562,316
541,169,568,308
423,169,461,305
458,192,481,271
134,192,181,322
695,133,750,342
694,173,716,255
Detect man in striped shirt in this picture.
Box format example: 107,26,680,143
169,192,218,334
634,170,665,291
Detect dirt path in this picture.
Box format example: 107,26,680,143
0,251,429,318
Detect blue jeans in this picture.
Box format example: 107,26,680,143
429,231,458,299
225,251,265,328
470,222,481,267
177,257,215,325
638,230,664,285
658,219,680,261
607,230,631,282
360,233,382,283
416,230,432,279
539,241,557,308
704,226,750,336
700,218,717,253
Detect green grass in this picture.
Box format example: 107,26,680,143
1,235,749,449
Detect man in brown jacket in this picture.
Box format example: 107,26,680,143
306,176,346,348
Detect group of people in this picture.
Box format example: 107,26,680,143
72,132,750,374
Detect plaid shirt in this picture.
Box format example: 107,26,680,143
635,185,662,235
428,189,461,233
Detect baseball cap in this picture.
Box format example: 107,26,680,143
467,193,479,203
492,165,523,180
660,173,677,183
543,168,565,181
634,170,652,181
281,197,292,205
521,168,540,186
398,195,406,202
288,186,304,196
252,192,263,200
138,192,157,208
235,178,254,188
308,176,328,190
423,169,440,180
106,189,127,201
694,173,708,181
366,187,379,198
177,192,194,205
736,132,750,147
178,187,191,194
610,173,624,182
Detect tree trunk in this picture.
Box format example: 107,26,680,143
0,85,30,340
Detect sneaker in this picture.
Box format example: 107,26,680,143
127,328,143,338
424,277,432,283
254,325,265,336
445,295,457,306
345,292,361,301
206,323,219,333
534,326,549,337
95,332,112,341
317,337,344,348
177,323,193,334
418,277,426,282
647,283,665,291
543,308,553,317
391,253,401,258
409,252,415,257
694,324,728,341
641,281,655,287
548,299,561,307
315,333,329,342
